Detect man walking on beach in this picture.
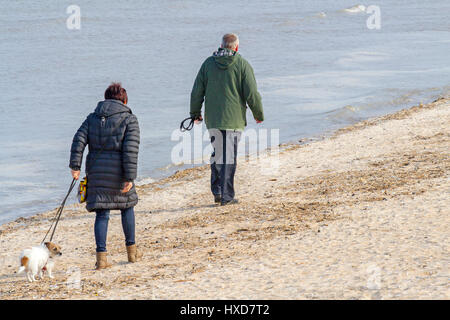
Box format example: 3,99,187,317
190,33,264,205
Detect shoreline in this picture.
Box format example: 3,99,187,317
0,97,448,299
1,96,446,227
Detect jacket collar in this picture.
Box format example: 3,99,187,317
94,99,132,117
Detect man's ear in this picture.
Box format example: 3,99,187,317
235,44,239,52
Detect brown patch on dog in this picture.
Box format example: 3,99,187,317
20,256,29,267
44,242,62,257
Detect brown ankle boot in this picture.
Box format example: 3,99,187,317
126,244,143,263
95,252,112,270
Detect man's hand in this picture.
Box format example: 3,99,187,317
71,169,80,180
194,115,203,124
121,181,133,193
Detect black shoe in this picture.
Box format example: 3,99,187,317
214,194,222,204
220,199,239,206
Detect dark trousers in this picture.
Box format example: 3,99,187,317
94,206,135,252
209,129,242,202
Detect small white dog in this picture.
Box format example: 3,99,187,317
17,242,62,282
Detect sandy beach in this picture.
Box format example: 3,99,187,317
0,97,448,300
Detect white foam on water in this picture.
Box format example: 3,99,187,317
335,51,390,67
343,4,366,13
135,177,155,186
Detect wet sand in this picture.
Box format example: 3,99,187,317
0,97,449,299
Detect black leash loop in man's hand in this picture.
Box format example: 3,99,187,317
180,116,202,132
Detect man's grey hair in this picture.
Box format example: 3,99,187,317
221,33,239,50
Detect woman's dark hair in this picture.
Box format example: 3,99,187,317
104,82,128,103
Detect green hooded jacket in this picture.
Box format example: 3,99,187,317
190,48,264,131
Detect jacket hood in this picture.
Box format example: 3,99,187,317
213,48,239,69
94,99,132,118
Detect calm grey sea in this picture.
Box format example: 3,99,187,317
1,0,449,224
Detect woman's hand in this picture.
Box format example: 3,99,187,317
71,169,80,180
121,181,133,193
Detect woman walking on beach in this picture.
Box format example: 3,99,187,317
69,83,142,269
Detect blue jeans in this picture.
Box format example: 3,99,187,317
94,207,136,252
209,129,242,202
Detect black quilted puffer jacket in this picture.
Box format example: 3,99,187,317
69,99,140,211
